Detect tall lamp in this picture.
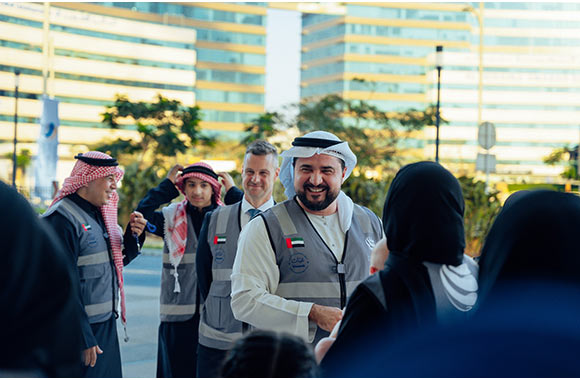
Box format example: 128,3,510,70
12,69,21,188
435,45,443,163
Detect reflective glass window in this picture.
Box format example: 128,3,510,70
195,69,265,85
195,28,265,45
196,88,264,104
202,109,260,123
196,48,265,66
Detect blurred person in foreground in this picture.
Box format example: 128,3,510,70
231,131,383,347
43,151,147,377
220,330,318,377
356,190,580,377
0,181,82,377
320,161,478,377
136,162,242,378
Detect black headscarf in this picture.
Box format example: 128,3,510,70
383,161,465,266
319,162,468,377
365,190,580,377
478,189,580,307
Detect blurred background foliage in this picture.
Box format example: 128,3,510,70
92,93,503,253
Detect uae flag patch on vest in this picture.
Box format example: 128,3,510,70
286,237,305,248
214,235,227,245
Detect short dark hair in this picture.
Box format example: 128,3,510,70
220,330,319,378
246,140,277,157
245,140,278,167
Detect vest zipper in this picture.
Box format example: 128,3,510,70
297,202,348,309
339,234,348,309
108,250,117,315
102,230,117,316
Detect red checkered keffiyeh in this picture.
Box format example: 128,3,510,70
163,162,222,293
51,152,127,326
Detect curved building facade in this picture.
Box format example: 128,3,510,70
301,2,580,181
0,1,265,190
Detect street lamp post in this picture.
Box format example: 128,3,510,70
12,70,21,189
435,45,443,163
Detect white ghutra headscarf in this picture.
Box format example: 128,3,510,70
280,131,358,233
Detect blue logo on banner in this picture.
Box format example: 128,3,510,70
45,122,55,138
289,253,309,274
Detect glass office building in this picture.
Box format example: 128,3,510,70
301,2,580,180
0,2,265,185
92,2,267,134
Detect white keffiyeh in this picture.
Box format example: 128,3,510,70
280,131,358,233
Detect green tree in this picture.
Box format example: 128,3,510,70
543,145,579,180
241,94,443,211
241,112,284,146
92,94,213,225
458,176,501,256
4,148,32,187
342,173,393,217
293,94,443,173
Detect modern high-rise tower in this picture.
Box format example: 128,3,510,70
0,1,266,188
301,2,580,180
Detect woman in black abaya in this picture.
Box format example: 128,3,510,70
344,190,580,377
320,161,478,377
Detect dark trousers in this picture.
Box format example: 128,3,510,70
156,314,200,378
196,344,227,378
81,317,122,378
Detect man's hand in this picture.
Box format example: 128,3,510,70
82,345,103,367
167,164,184,185
129,211,147,236
308,304,343,332
218,171,235,192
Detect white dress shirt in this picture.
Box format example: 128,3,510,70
305,212,344,262
240,197,274,228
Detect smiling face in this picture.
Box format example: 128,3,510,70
242,153,279,208
184,177,213,209
294,154,346,215
78,174,118,207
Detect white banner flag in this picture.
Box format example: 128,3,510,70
34,96,59,200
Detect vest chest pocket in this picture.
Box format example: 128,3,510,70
208,281,231,297
77,264,110,310
206,281,234,329
78,264,106,280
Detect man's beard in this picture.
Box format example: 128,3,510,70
296,184,339,211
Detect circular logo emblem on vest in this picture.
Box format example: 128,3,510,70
87,231,98,248
289,253,309,274
214,249,225,264
365,237,375,249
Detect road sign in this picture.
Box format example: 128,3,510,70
476,153,496,173
478,121,496,150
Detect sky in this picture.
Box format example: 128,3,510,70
265,8,301,119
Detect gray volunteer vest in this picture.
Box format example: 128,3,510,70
44,198,117,324
160,210,200,322
364,255,479,323
199,202,243,350
262,199,382,344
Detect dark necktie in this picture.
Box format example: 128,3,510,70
247,208,260,220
